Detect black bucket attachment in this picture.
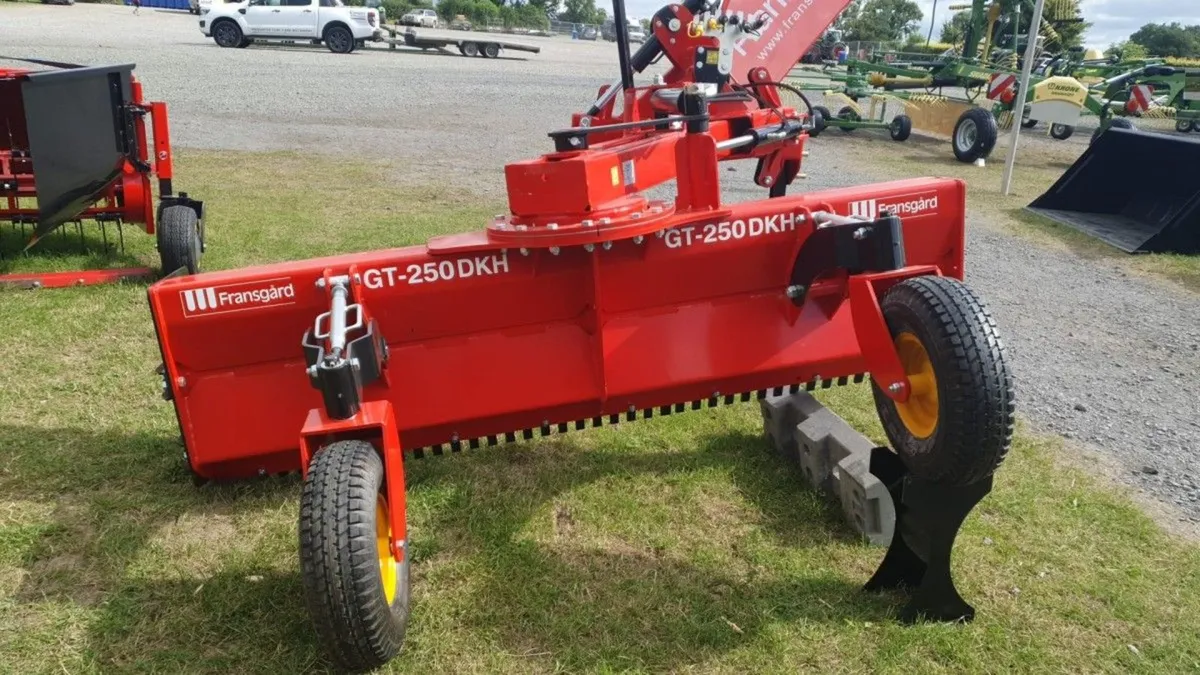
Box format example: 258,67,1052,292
1025,128,1200,254
9,64,139,244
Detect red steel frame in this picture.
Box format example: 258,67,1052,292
0,67,177,286
146,8,969,566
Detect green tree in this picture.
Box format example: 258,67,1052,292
1128,22,1200,58
1105,40,1149,61
939,10,972,45
845,0,923,43
559,0,601,24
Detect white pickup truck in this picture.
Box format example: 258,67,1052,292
199,0,382,54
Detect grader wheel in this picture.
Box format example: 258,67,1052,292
299,440,411,673
871,276,1015,486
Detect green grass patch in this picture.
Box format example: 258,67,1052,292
2,149,1200,673
834,133,1200,293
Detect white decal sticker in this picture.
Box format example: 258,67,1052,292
180,277,296,317
847,191,940,221
662,211,799,249
361,251,511,289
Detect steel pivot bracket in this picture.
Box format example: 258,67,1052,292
863,448,994,623
301,270,389,420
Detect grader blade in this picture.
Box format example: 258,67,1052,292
5,64,137,243
1027,127,1200,254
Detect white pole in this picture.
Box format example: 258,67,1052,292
1000,0,1047,196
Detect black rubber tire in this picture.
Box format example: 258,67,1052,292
811,105,831,138
1049,123,1074,141
1176,119,1193,133
871,276,1015,487
299,440,411,674
211,19,243,48
325,25,354,54
158,204,202,275
889,114,912,142
481,42,499,58
237,37,253,48
461,41,479,57
1192,120,1200,133
837,105,860,132
951,107,998,163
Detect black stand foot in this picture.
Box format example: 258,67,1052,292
863,447,993,623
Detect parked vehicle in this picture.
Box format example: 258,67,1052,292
400,8,438,28
199,0,382,54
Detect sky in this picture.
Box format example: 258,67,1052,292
619,0,1200,51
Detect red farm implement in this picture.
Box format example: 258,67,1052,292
146,0,1014,671
0,59,204,289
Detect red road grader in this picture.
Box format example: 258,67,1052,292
0,59,204,289
147,0,1014,671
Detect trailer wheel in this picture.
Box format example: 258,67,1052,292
1090,116,1133,143
158,205,202,275
809,105,831,138
325,25,355,53
951,107,998,163
1049,123,1074,140
871,276,1014,487
836,105,860,132
889,114,912,141
460,41,479,57
481,42,500,58
300,440,410,674
211,19,243,49
1176,119,1193,133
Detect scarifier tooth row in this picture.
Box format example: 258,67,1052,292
406,372,867,459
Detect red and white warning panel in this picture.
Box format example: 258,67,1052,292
987,73,1016,101
1125,85,1154,114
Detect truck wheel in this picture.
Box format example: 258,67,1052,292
325,25,354,54
460,41,479,57
1176,119,1193,133
211,20,243,49
889,114,912,141
300,440,411,673
1049,123,1074,140
481,42,500,58
871,275,1015,487
158,204,202,275
951,107,998,163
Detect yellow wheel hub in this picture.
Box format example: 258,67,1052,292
893,331,939,439
376,495,397,605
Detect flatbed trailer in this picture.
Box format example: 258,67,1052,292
377,26,541,58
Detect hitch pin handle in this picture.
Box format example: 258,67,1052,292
313,275,364,362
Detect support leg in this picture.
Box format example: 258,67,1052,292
864,447,993,623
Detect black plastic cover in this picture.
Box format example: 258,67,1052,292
20,63,138,241
1026,128,1200,254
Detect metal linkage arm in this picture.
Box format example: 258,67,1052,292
302,272,389,420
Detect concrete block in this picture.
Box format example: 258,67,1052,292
760,390,896,546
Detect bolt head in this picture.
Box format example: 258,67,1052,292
853,227,870,240
549,246,560,255
584,243,595,252
785,284,804,299
602,241,612,250
763,176,773,185
633,235,644,244
520,248,529,256
888,382,904,393
158,151,168,160
175,376,187,387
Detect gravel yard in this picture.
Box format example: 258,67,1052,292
4,2,1200,527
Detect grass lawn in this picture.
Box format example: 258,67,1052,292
2,150,1200,674
831,130,1200,293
